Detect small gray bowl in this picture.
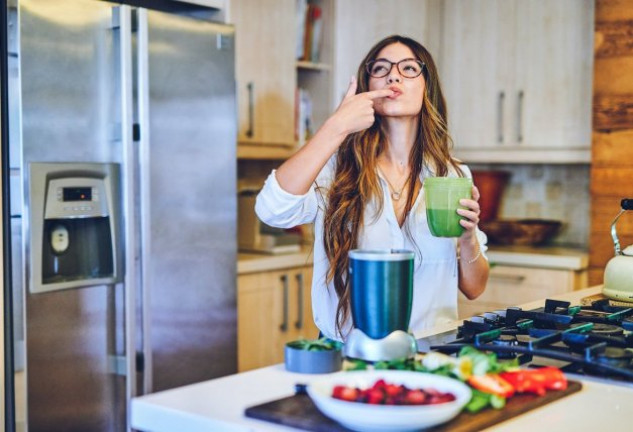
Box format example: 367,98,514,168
285,342,343,374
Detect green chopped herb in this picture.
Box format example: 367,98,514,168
286,338,342,351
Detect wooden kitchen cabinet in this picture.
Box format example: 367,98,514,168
440,0,594,164
458,264,588,319
232,0,296,147
237,265,319,372
331,0,441,115
233,0,335,159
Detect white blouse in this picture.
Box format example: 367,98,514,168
255,158,488,342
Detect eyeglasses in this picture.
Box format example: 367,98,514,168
365,58,425,79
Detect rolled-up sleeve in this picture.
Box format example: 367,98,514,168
255,170,320,228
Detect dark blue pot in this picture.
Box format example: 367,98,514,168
348,250,414,339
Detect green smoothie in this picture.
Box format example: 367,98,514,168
423,177,472,238
426,208,464,237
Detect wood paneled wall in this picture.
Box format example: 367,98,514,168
590,0,633,285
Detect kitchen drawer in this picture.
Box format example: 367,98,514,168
479,266,573,304
458,264,586,319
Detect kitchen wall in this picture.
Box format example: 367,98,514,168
240,160,591,249
471,164,590,248
590,0,633,285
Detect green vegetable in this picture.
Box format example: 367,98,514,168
417,352,473,380
490,394,506,409
465,389,506,414
344,359,368,370
286,338,342,351
465,390,491,413
373,357,413,370
458,346,518,375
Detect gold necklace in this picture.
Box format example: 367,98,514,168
378,168,409,201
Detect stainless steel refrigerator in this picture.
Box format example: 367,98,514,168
6,0,237,430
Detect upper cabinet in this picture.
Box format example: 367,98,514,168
440,0,594,163
232,0,296,148
331,0,441,112
232,0,334,159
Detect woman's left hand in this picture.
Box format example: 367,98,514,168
457,186,481,239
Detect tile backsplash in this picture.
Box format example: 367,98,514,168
240,160,591,249
471,164,590,248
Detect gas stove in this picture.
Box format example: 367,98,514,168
417,298,633,384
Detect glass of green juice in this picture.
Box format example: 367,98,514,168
423,177,473,237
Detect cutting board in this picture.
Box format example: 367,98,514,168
245,380,582,432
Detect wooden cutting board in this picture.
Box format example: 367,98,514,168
580,293,633,307
245,380,582,432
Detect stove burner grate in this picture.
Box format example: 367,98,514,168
430,297,633,383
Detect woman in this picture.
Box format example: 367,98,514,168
256,35,489,341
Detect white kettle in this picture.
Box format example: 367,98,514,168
603,199,633,302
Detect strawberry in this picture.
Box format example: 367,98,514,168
331,385,345,399
339,387,359,402
366,388,384,404
405,389,427,405
385,383,403,397
372,379,387,390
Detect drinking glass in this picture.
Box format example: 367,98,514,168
423,177,473,237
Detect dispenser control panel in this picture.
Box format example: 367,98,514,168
44,178,109,220
61,186,93,202
56,186,99,214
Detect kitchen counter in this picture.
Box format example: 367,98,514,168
486,245,588,271
131,286,632,432
237,247,313,275
238,245,588,275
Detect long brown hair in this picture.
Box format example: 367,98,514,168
322,35,463,338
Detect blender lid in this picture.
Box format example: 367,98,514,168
349,249,415,261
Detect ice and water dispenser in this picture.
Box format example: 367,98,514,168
29,163,123,293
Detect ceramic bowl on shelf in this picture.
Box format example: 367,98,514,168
306,370,471,432
481,218,562,246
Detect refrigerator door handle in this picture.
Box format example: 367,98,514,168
135,7,154,396
113,4,138,412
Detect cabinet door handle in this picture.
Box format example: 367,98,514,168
280,274,289,332
517,90,524,143
295,273,304,330
497,91,505,143
246,81,254,138
490,273,526,284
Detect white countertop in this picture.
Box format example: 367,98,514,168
131,286,633,432
486,245,588,271
237,248,314,275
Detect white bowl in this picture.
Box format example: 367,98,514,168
307,370,471,432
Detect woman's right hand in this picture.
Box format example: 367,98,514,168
329,77,394,136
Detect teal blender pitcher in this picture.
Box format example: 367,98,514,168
344,250,418,361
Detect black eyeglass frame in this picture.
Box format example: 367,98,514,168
365,58,426,79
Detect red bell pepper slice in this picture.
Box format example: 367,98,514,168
467,373,515,398
499,367,567,396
